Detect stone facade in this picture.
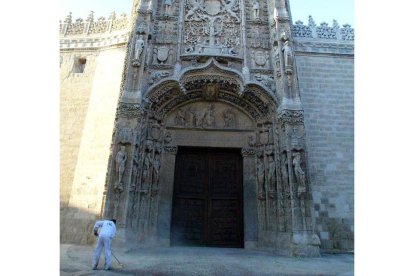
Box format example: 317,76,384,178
60,2,354,256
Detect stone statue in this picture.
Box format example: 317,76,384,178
267,154,276,192
153,153,161,188
202,104,215,127
130,147,139,191
175,108,186,126
142,153,152,189
164,0,173,15
115,146,127,191
253,0,260,20
257,156,265,200
282,40,293,73
281,153,289,186
133,35,145,67
273,47,281,77
292,152,306,196
222,108,235,127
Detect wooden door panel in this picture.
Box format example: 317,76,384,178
171,198,205,246
209,153,240,198
171,147,243,247
209,199,242,246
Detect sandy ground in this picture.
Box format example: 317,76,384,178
61,244,354,276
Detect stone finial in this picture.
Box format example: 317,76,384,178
333,19,339,30
64,12,72,24
308,15,316,28
109,11,116,20
86,11,94,23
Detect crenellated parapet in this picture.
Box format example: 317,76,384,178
60,11,131,37
292,16,354,41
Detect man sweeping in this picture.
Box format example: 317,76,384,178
92,219,117,270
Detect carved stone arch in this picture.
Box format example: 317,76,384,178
179,58,245,94
144,58,279,122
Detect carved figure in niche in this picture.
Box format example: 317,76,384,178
273,47,281,77
257,155,266,200
202,103,216,127
130,146,139,191
282,40,294,74
115,146,127,191
184,107,197,127
222,108,236,128
152,152,161,189
132,35,145,67
267,154,276,192
142,153,152,189
281,153,289,186
292,152,306,196
164,0,174,15
253,0,260,20
175,108,186,126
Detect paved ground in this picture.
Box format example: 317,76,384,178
61,244,354,276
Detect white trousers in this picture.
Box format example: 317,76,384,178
92,235,112,269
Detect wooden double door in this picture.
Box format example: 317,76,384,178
171,147,244,247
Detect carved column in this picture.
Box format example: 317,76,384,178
241,148,259,249
277,109,320,257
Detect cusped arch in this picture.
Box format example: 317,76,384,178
144,58,278,123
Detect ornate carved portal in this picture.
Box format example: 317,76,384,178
105,0,320,255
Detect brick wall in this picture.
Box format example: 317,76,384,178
296,52,354,252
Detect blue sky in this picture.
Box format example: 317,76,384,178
60,0,354,26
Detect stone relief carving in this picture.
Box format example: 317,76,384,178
251,50,270,68
248,25,269,49
222,108,236,127
169,101,253,129
201,103,216,127
114,145,127,192
254,73,275,93
183,0,241,56
148,70,170,85
154,21,178,44
203,82,219,100
132,35,145,67
117,121,134,143
152,46,174,65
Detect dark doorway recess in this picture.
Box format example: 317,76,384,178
171,147,244,248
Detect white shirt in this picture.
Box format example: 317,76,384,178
93,220,116,238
